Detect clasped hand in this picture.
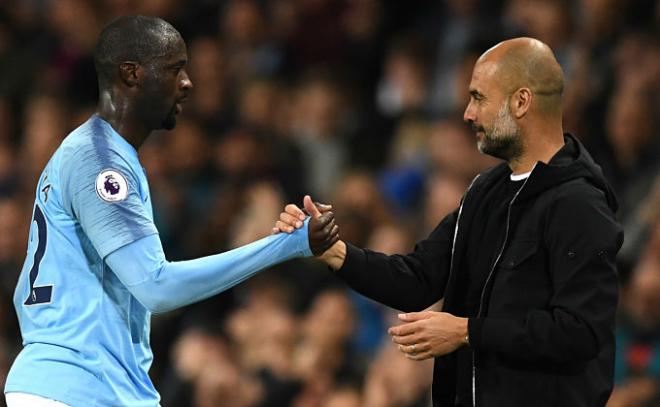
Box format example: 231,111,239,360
273,195,338,256
388,311,469,360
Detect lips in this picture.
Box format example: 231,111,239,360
175,97,187,114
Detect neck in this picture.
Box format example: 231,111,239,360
509,122,564,175
96,88,150,150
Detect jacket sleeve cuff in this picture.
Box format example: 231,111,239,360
468,317,485,349
334,242,367,279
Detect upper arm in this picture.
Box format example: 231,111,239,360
62,147,158,259
544,184,622,345
544,184,623,282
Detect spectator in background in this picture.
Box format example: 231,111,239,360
422,173,467,236
602,85,659,269
293,289,358,406
322,385,362,407
426,0,484,117
291,73,349,200
362,336,434,407
608,258,660,407
18,95,69,190
0,143,17,197
221,0,282,87
427,118,500,181
186,36,231,132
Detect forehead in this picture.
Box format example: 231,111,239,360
167,35,188,57
153,35,188,64
469,60,500,93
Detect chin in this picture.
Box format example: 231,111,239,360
162,115,177,130
477,140,485,154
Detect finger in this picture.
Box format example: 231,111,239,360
280,212,303,229
304,195,322,219
271,227,280,235
320,234,339,253
285,204,306,221
321,232,339,252
316,211,335,228
404,351,433,361
275,221,295,233
396,342,429,356
391,335,418,346
314,202,333,212
398,311,432,322
326,234,339,248
325,225,339,241
397,344,414,354
322,218,336,235
388,321,419,337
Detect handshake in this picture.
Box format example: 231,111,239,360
272,195,346,269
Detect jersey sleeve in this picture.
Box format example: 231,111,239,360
105,219,312,313
61,145,158,259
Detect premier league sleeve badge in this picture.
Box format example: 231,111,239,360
96,169,129,202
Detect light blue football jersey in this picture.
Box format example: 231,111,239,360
5,115,161,406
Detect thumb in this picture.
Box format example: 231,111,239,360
304,195,322,219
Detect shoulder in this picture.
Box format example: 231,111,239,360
544,178,622,243
549,178,609,212
60,129,134,179
59,125,138,203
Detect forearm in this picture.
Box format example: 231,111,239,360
333,242,449,312
106,221,311,313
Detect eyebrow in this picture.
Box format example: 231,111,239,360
170,59,187,68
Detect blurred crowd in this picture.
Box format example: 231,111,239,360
0,0,659,406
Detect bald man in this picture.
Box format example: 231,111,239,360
276,38,623,406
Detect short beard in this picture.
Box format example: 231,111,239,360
162,106,177,130
477,99,523,162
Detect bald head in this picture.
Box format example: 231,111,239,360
94,15,182,89
478,37,564,114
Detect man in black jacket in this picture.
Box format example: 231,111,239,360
276,37,623,407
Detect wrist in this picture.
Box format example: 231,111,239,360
461,317,470,347
320,240,346,270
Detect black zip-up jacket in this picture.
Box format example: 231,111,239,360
336,134,623,406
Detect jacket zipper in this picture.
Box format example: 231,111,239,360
447,175,480,296
471,174,532,407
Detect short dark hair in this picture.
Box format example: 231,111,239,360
93,15,180,88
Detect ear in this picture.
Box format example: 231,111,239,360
119,62,140,87
511,87,532,118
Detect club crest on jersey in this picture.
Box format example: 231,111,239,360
96,169,128,202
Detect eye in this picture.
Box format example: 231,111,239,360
469,91,484,103
171,63,185,74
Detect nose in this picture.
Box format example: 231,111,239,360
181,69,193,91
463,100,475,123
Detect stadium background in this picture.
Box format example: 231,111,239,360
0,0,659,405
